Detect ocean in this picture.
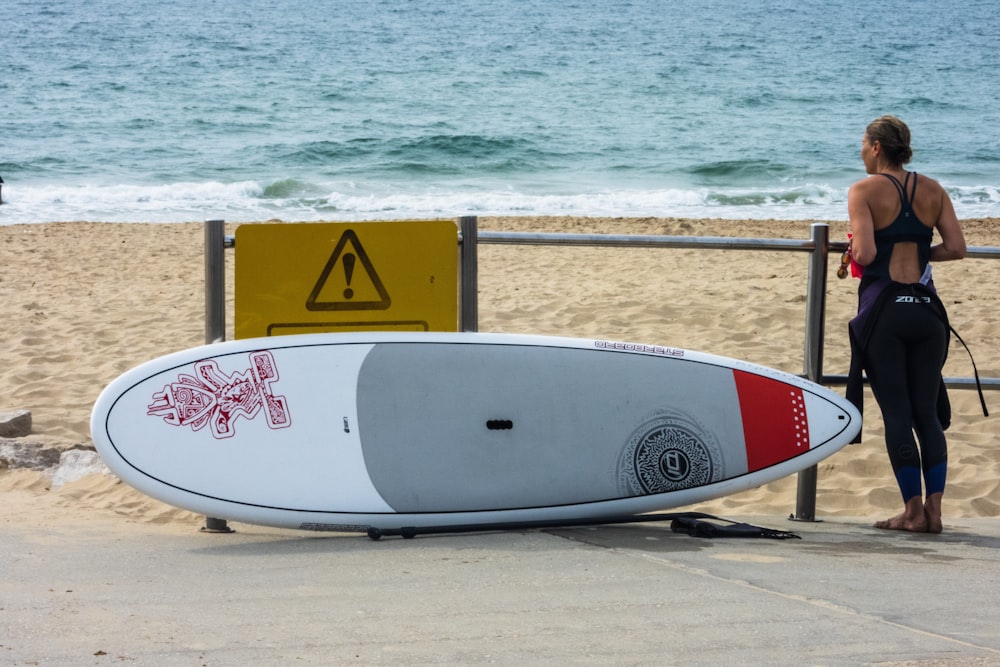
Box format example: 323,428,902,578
2,0,998,225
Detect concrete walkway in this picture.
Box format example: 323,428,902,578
3,512,998,665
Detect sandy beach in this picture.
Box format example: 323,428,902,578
1,217,998,527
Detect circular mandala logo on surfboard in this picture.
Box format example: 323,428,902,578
618,414,723,495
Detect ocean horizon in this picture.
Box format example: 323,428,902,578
3,0,998,225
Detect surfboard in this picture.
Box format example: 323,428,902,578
90,332,860,532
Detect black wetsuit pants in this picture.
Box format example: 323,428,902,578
863,288,949,501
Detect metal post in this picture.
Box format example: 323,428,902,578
792,222,830,522
803,223,829,384
459,216,479,332
202,219,234,533
204,219,226,345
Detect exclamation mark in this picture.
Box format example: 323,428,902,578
343,253,355,299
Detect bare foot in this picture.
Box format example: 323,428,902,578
874,497,928,532
924,493,944,534
873,512,928,532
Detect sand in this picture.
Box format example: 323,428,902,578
1,217,998,528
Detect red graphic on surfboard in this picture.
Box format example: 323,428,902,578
733,370,809,471
147,351,291,439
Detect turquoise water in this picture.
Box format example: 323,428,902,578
2,0,998,224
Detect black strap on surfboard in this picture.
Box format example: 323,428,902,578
365,512,801,540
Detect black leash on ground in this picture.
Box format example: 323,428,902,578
366,512,801,540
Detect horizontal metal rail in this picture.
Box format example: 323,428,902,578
479,229,1000,258
478,230,811,252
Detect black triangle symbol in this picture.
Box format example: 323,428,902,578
305,229,391,311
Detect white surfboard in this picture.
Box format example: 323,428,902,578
91,332,860,532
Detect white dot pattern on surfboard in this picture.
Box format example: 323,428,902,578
791,390,808,448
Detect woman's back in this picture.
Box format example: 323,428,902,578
866,170,947,231
865,170,943,283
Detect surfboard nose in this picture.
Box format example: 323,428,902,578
804,391,861,448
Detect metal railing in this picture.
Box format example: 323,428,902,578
458,217,999,521
465,221,1000,389
208,218,998,526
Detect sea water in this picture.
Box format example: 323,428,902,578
2,0,998,224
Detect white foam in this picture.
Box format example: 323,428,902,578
2,179,997,226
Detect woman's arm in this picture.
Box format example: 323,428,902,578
931,186,966,262
847,180,877,265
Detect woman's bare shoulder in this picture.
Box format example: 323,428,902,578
915,172,946,190
849,174,883,195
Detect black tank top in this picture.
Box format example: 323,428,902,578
864,172,933,280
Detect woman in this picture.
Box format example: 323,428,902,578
846,115,966,533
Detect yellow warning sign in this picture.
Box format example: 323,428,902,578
235,221,458,338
